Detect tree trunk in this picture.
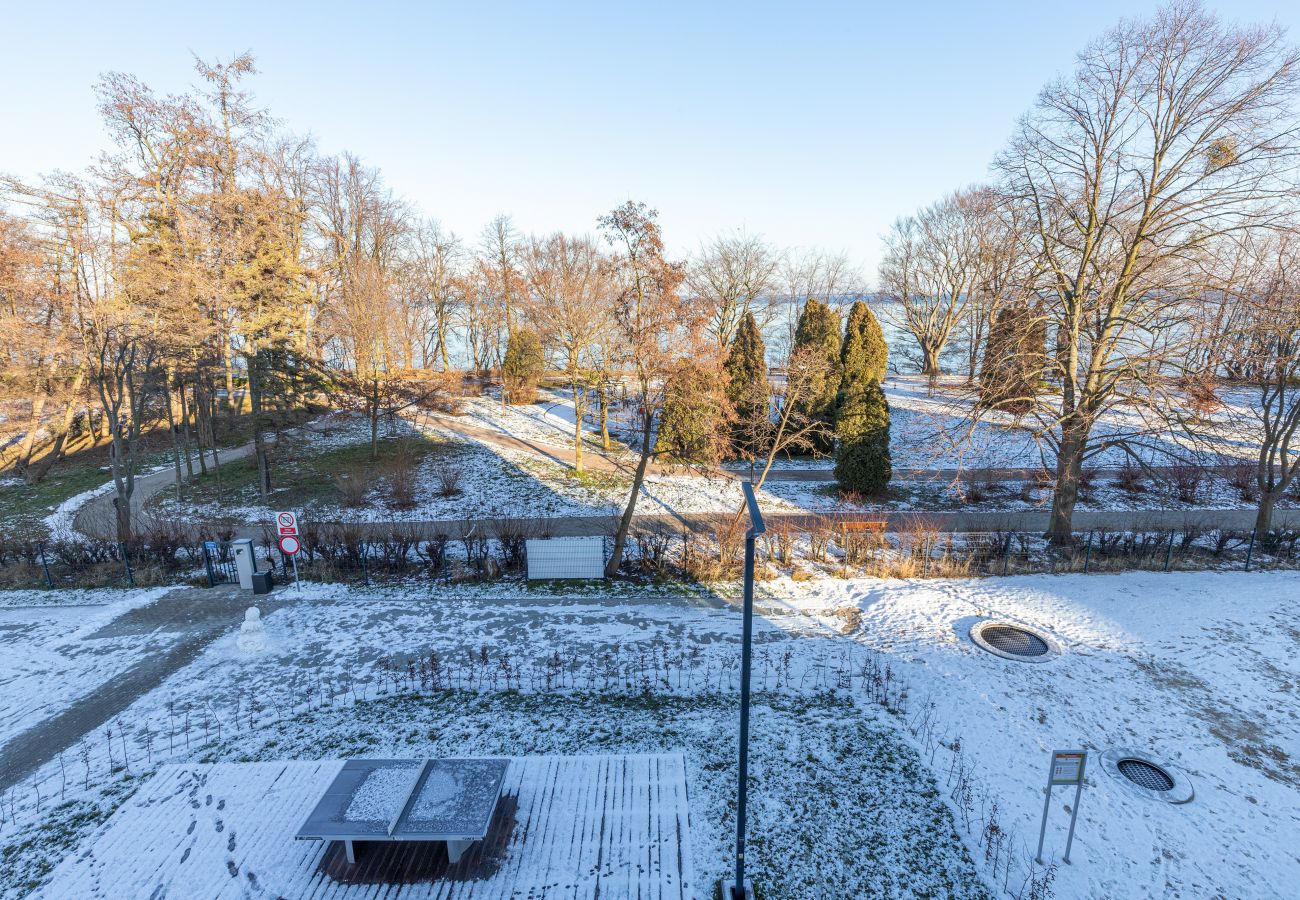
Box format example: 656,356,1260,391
247,353,272,501
605,415,655,577
165,377,184,503
598,384,611,451
572,379,585,474
921,344,942,376
1047,425,1087,544
1255,491,1278,534
15,395,49,473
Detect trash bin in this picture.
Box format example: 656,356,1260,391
251,570,274,595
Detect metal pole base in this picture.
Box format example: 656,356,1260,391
717,878,754,900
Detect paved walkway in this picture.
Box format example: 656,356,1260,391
70,411,1296,544
0,587,286,793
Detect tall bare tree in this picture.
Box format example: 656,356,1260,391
687,232,779,351
995,1,1300,542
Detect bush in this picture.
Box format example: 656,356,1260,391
334,466,371,508
432,461,463,498
384,443,419,510
502,329,545,405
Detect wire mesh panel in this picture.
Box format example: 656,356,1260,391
979,624,1049,657
526,537,606,580
1117,758,1175,792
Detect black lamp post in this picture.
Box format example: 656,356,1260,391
723,481,765,900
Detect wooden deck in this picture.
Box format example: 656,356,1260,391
36,754,696,898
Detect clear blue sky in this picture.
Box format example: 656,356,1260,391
3,1,1295,277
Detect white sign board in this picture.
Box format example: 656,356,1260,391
279,535,301,556
1050,751,1085,785
526,537,606,580
275,511,299,536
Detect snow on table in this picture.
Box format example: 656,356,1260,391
37,754,695,899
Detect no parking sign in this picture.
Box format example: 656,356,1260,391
274,511,302,591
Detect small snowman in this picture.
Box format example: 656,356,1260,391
236,606,270,654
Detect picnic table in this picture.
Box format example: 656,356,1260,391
295,757,508,865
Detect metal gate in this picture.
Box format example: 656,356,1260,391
203,541,238,587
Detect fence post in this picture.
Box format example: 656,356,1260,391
37,542,54,588
361,547,370,587
119,542,135,588
203,545,217,589
1002,533,1013,576
1083,531,1093,573
1164,531,1175,572
1245,527,1257,572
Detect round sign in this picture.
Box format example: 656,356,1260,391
277,512,296,529
278,535,301,556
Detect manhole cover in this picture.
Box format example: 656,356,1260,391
969,621,1059,662
1100,748,1194,803
980,625,1049,657
1117,758,1174,792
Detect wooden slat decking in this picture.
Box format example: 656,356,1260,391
35,754,695,899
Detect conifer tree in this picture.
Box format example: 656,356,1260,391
839,300,887,385
655,358,730,464
979,304,1046,414
724,311,769,458
502,328,544,404
835,299,891,494
790,298,841,453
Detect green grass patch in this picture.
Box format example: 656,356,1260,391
151,431,461,514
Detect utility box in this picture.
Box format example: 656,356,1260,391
525,536,606,580
251,570,274,595
231,538,256,590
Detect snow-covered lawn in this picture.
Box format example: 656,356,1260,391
0,588,172,747
763,570,1300,899
884,375,1270,471
2,570,1295,898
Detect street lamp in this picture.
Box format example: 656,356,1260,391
721,481,765,900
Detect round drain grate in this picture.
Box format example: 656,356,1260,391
968,620,1060,663
1100,748,1194,803
980,625,1049,657
1117,758,1174,792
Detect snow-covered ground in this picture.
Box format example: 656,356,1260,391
1,570,1296,898
884,375,1267,471
762,570,1300,899
0,587,172,746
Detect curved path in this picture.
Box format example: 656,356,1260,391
70,412,1297,543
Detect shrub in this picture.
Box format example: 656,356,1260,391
432,461,463,498
502,328,544,405
385,443,420,510
335,465,371,508
1169,465,1204,504
1113,460,1145,495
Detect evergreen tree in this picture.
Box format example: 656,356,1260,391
835,380,892,495
839,300,888,386
655,358,730,464
502,328,545,405
724,311,769,458
835,300,892,494
790,298,841,453
979,304,1046,415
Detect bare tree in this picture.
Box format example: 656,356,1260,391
521,233,613,472
597,202,697,576
687,232,779,351
879,189,987,376
995,1,1300,542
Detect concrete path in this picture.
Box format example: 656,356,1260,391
0,587,285,793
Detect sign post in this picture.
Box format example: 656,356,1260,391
275,511,302,592
1037,749,1086,865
